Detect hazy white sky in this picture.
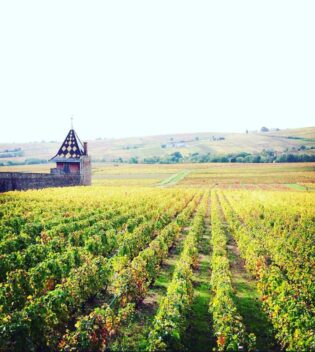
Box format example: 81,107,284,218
0,1,314,143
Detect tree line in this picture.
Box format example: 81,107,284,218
122,151,315,164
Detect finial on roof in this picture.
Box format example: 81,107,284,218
70,115,74,129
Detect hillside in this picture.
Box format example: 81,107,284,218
0,127,314,165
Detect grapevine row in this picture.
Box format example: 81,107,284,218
147,192,208,351
58,193,204,351
209,191,255,351
0,191,198,351
219,191,315,351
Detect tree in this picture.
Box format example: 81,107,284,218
260,126,269,132
170,152,183,163
252,155,261,163
129,157,138,164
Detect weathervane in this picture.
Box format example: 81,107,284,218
70,115,74,129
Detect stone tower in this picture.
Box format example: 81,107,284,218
50,129,91,186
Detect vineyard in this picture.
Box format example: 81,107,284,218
0,186,314,351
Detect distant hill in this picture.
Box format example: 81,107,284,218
0,127,314,165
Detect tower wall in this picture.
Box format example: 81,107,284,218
55,162,80,174
80,156,92,186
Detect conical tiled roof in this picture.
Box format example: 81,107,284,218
51,129,84,161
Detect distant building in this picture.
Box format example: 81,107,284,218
164,142,187,148
210,136,225,141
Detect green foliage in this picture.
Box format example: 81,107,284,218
41,191,198,351
0,186,313,351
220,190,315,351
60,304,135,352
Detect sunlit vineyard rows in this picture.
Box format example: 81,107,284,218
0,186,314,351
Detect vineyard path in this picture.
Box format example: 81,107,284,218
158,170,190,187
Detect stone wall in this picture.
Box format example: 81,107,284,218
0,172,82,193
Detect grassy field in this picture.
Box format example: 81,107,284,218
1,162,315,189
